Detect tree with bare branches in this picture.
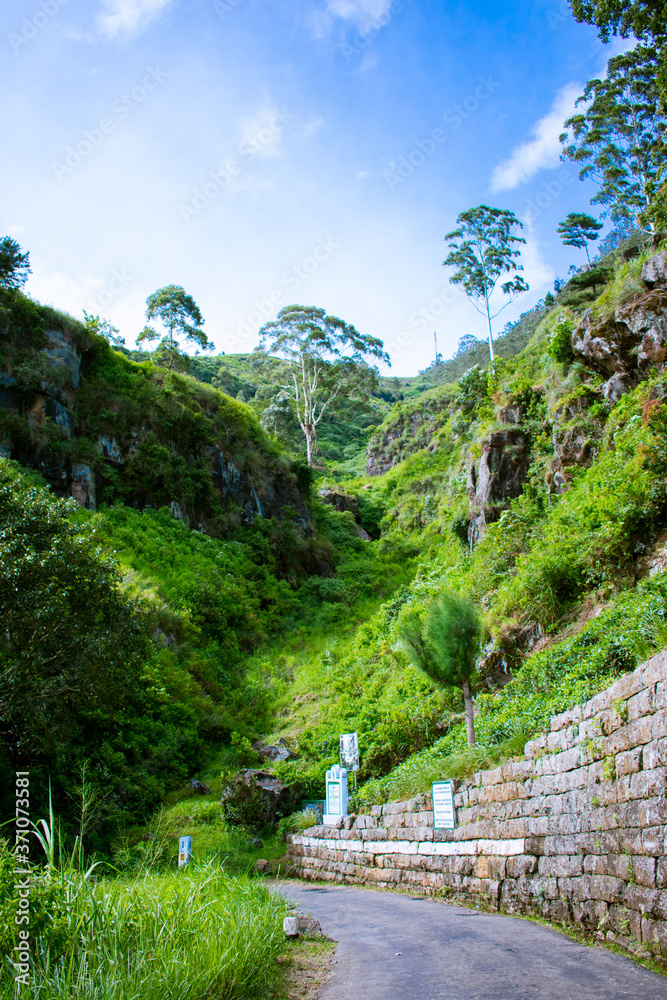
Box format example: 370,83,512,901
258,305,389,467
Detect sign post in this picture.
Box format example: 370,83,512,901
431,781,456,831
178,835,193,867
324,764,348,824
340,732,359,792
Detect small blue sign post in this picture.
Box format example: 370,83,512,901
178,835,193,867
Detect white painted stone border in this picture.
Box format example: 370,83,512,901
293,835,526,857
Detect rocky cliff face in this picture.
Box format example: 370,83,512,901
466,406,531,547
572,252,667,400
0,300,309,529
365,392,454,477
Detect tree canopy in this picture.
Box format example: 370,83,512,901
0,237,31,291
138,285,214,369
258,304,389,466
443,206,529,363
557,212,604,265
83,310,125,346
0,464,147,761
569,0,667,43
398,591,481,745
560,46,666,230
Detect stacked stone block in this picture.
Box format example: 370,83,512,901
288,649,667,959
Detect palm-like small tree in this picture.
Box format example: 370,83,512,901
398,591,481,745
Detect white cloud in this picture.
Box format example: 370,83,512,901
490,84,581,192
95,0,172,40
326,0,391,28
520,232,554,293
310,0,392,37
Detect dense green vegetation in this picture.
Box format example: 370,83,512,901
3,230,665,858
0,835,288,1000
233,237,667,809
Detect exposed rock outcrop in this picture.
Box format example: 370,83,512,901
467,407,531,547
366,396,452,477
0,317,310,529
252,737,297,764
317,487,359,517
220,769,291,829
572,253,667,396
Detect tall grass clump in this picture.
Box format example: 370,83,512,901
0,837,286,1000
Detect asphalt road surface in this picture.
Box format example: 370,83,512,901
278,882,667,1000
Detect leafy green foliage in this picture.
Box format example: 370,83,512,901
398,592,481,744
457,365,490,412
82,311,125,346
138,284,214,370
569,0,667,45
0,462,146,765
258,304,389,466
560,46,666,228
0,236,31,291
546,314,575,366
557,212,603,265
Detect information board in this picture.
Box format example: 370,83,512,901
339,732,359,771
432,781,456,830
327,781,341,815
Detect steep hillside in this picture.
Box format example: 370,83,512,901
3,242,667,860
0,291,411,847
122,347,402,474
0,291,311,531
249,243,667,805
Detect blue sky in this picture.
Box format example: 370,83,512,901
3,0,620,374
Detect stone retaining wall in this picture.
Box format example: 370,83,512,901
287,649,667,959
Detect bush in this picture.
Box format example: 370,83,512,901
546,315,575,366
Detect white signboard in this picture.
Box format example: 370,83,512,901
324,764,348,823
178,835,193,866
327,781,341,815
432,781,456,830
340,732,359,771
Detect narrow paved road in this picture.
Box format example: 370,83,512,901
278,882,667,1000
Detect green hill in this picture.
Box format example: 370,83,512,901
2,235,667,865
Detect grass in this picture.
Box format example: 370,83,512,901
354,730,530,807
0,844,288,1000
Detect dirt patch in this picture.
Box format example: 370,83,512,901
275,938,336,999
